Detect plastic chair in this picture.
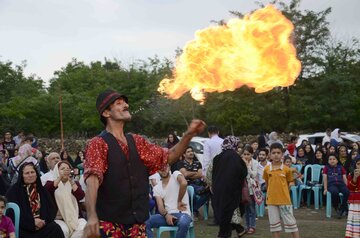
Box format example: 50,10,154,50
291,164,302,173
290,185,298,209
297,165,324,209
202,201,209,220
326,192,344,218
156,186,195,238
5,202,20,238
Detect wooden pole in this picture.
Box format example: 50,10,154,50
59,94,64,151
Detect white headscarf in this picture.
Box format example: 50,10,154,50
267,131,283,146
11,144,38,168
330,128,343,142
53,162,79,234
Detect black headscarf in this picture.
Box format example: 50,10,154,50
212,136,248,224
6,162,57,232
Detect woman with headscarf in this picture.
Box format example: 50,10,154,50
211,136,248,238
266,132,283,147
295,146,307,166
9,144,40,185
304,144,315,164
44,161,86,238
5,162,64,238
307,148,325,165
330,128,343,147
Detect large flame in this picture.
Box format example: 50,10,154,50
158,5,301,103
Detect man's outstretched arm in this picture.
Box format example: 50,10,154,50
168,119,206,165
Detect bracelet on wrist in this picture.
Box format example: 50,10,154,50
162,212,168,217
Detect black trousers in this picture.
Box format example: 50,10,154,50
218,223,244,238
20,221,65,238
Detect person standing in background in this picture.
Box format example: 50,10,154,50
203,126,223,177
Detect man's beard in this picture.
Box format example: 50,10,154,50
160,173,170,179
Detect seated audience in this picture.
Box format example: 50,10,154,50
145,164,192,238
0,195,15,238
9,144,40,185
6,162,64,238
44,161,86,238
41,152,61,186
323,154,349,218
178,146,209,219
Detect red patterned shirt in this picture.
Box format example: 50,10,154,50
347,174,360,203
84,134,168,184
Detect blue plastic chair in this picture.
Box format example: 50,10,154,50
290,185,298,209
5,202,20,238
290,164,302,209
309,165,324,209
291,164,302,173
202,201,209,220
297,165,324,209
156,186,195,238
326,192,344,218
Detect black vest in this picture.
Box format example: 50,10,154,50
96,132,149,224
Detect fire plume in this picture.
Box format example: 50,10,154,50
158,5,301,103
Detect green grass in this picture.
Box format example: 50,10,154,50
157,206,347,238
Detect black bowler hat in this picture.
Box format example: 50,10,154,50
96,89,128,115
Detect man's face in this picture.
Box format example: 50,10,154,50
184,148,194,160
251,142,258,151
257,151,267,161
4,132,11,140
103,98,132,122
158,165,170,178
47,155,61,170
270,148,283,162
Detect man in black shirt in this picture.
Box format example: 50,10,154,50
2,132,16,159
179,146,209,219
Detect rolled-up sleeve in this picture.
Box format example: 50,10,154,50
84,137,108,185
133,135,169,175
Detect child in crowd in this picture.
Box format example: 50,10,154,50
346,156,360,237
263,143,300,238
242,145,258,234
287,136,298,157
0,196,15,238
323,154,349,218
283,156,303,186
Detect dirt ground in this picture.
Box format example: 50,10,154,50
158,206,347,238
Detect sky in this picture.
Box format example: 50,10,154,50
0,0,359,84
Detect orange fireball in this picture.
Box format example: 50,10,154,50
158,4,301,103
